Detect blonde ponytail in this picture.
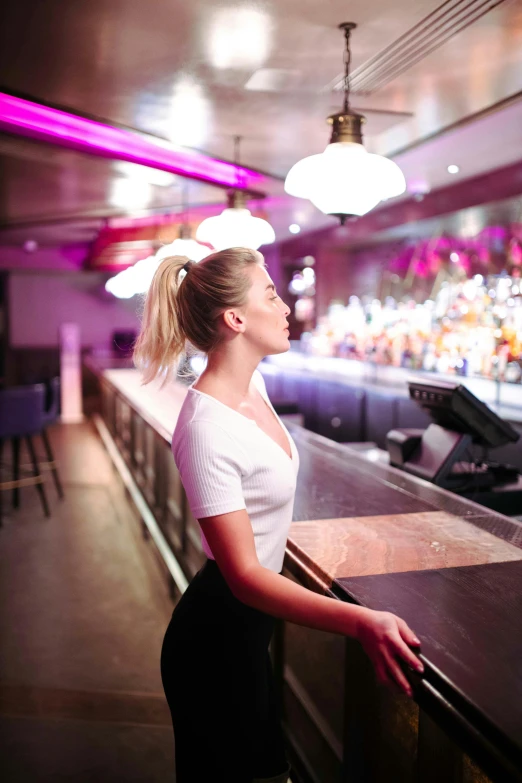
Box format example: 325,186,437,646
133,247,262,387
133,256,188,387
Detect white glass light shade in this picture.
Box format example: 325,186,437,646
105,256,160,298
284,142,406,217
156,238,211,262
105,267,141,299
105,237,211,299
196,207,275,251
132,255,162,294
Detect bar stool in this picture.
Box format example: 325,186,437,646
0,384,51,526
17,377,64,501
40,377,64,499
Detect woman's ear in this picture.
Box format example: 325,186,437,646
222,309,246,334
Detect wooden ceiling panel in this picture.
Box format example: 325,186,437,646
0,134,225,227
0,0,521,243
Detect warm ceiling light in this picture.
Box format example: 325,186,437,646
196,136,275,251
196,192,275,251
164,77,211,148
105,266,139,299
158,182,212,262
156,234,211,263
289,223,301,234
284,23,405,224
447,164,460,174
105,238,210,299
105,183,212,298
113,160,177,187
208,7,271,70
110,178,153,210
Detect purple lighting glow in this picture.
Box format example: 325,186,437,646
0,92,267,193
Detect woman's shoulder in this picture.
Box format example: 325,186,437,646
172,414,251,480
173,395,221,441
175,413,235,444
172,395,244,456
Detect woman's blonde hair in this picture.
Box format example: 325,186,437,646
133,247,263,386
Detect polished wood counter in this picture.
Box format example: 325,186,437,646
94,367,522,783
335,561,522,783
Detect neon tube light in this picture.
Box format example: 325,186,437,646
0,92,267,192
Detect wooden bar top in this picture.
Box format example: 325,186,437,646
334,560,522,783
102,368,188,444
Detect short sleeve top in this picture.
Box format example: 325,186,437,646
171,369,299,572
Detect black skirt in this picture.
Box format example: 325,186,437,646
160,558,290,783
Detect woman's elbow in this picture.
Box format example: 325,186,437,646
227,564,262,605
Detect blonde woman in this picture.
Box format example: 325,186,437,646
134,248,423,783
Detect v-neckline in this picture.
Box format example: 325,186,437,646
188,378,294,463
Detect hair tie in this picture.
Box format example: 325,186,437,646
182,260,192,274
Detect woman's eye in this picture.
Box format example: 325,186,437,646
271,294,279,300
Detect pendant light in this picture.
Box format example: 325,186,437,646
105,181,211,299
196,136,275,250
157,180,211,262
284,23,406,224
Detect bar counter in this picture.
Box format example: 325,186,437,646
266,348,522,421
95,367,522,783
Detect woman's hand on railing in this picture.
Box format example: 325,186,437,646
355,609,424,698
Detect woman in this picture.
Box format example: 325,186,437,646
133,247,423,783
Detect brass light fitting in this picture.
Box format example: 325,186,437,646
327,22,365,146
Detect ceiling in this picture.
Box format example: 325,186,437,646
350,193,522,247
0,0,521,248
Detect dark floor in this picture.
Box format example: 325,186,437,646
0,421,176,782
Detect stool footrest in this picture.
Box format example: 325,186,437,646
1,476,45,491
20,460,58,470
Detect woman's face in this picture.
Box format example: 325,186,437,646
238,256,291,356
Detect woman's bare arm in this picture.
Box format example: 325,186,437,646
199,508,424,697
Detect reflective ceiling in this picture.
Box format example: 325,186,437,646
0,0,521,245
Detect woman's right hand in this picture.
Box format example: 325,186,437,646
354,608,424,698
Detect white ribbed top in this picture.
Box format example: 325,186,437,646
171,369,300,572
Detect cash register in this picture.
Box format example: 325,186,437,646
386,378,520,495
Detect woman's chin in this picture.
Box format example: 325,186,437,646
276,341,291,355
264,341,291,357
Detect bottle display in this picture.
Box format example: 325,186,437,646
301,274,522,384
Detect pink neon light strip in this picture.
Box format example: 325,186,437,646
0,92,267,192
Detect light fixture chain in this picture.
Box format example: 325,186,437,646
342,25,352,114
234,134,242,190
182,178,190,225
